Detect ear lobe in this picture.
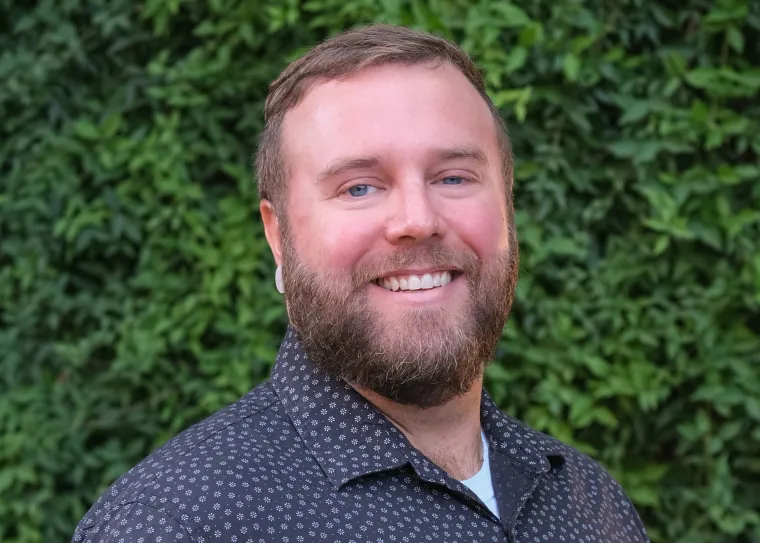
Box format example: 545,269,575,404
260,200,283,266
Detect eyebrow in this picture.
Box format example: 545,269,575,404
316,145,489,183
317,156,381,183
434,145,489,166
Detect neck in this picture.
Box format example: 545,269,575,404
354,379,484,480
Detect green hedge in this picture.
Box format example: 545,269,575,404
1,1,759,541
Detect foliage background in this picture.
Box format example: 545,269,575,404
1,0,759,541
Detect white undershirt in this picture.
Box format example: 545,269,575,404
459,431,500,519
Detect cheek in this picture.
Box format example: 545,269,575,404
448,198,510,258
292,207,381,271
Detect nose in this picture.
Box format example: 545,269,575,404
384,181,447,245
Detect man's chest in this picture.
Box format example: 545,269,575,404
180,468,644,543
190,474,509,542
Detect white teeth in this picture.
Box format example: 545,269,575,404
375,271,454,292
420,273,433,289
407,276,422,290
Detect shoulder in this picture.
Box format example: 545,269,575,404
72,501,192,543
491,412,649,542
489,408,627,493
74,381,286,542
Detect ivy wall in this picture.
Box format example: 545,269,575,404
1,1,759,541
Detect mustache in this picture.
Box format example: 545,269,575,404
350,244,481,288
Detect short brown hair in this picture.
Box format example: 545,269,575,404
255,24,514,218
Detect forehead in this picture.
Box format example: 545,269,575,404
280,63,500,173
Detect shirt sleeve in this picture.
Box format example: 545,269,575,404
626,496,651,543
72,501,194,543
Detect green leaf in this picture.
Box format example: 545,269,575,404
563,53,580,81
73,120,99,140
492,3,532,27
505,46,528,73
619,100,650,124
727,26,744,53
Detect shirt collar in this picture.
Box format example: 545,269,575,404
272,326,565,487
480,391,565,474
271,326,409,488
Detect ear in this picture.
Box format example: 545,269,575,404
260,199,283,266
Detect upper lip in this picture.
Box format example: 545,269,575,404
375,268,459,279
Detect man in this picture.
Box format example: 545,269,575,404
73,25,649,542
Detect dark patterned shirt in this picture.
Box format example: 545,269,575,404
73,327,649,542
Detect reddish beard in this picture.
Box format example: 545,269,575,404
281,239,518,408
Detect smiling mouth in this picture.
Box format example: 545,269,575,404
371,271,461,292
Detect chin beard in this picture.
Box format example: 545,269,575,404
282,242,517,409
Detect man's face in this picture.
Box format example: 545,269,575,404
266,63,517,407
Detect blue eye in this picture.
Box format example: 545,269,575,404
346,184,376,197
440,176,465,185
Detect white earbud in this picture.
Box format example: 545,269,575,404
275,265,285,294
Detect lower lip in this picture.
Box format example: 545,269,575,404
368,274,464,304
